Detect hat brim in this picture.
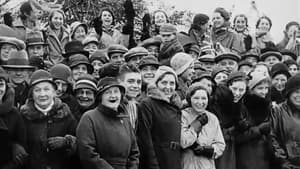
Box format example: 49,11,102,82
63,51,90,58
27,42,48,47
2,65,35,70
215,54,240,63
70,62,94,74
97,84,126,97
260,52,282,61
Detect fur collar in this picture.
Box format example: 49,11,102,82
148,85,182,109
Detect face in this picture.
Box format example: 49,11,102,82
154,11,167,26
257,18,271,32
253,65,269,77
212,12,225,28
181,63,194,82
287,25,299,39
193,78,213,95
1,44,17,62
264,56,280,68
200,62,215,73
26,9,38,22
229,80,247,103
110,53,125,66
146,45,159,57
76,88,95,109
73,26,86,42
160,33,176,43
201,22,209,32
32,82,55,109
101,86,121,110
214,72,228,84
288,64,298,76
54,79,68,97
191,89,208,112
7,68,30,84
252,81,269,98
0,79,6,101
157,74,176,99
128,55,144,67
218,59,238,73
51,11,64,30
141,65,157,84
72,64,88,81
289,88,300,107
239,65,252,75
120,72,142,99
84,43,98,56
101,11,113,27
27,45,44,58
272,74,288,92
91,60,103,79
234,16,247,32
245,57,258,66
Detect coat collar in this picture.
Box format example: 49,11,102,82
148,86,182,109
97,104,129,119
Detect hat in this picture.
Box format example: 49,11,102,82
215,52,240,63
238,60,252,69
200,45,216,56
107,44,128,58
260,51,282,61
241,53,259,62
29,56,45,69
0,66,8,82
63,40,89,58
199,54,215,63
70,21,88,39
226,71,246,86
211,67,228,79
0,24,20,38
283,59,298,68
82,35,99,46
0,36,26,50
280,49,297,61
68,54,93,74
29,69,56,88
192,13,210,26
186,84,208,106
124,47,148,62
141,37,161,48
2,50,35,70
89,50,109,64
194,61,205,71
270,62,291,79
189,44,200,55
214,7,230,21
170,52,193,75
152,65,178,85
248,71,270,90
284,73,300,97
192,72,211,84
97,76,125,96
74,74,97,92
26,30,47,47
50,64,72,83
138,55,160,69
159,23,177,34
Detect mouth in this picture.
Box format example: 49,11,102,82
144,74,155,79
108,98,119,103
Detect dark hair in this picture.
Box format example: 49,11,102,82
256,16,272,30
118,63,140,81
153,10,169,25
100,8,115,25
233,14,248,29
48,10,65,28
19,1,33,20
187,85,209,107
285,21,300,31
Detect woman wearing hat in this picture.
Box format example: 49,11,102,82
270,73,300,168
21,70,77,169
181,85,225,169
70,21,88,42
137,66,182,169
77,77,139,169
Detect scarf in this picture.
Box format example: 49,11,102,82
125,99,138,129
34,99,54,116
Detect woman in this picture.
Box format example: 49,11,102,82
21,70,77,169
0,66,27,169
151,10,169,37
271,73,300,168
137,66,182,169
211,7,244,54
46,10,69,63
181,85,225,169
236,71,272,169
76,77,139,169
70,21,88,42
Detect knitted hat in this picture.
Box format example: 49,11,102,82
97,76,125,97
107,44,128,57
260,51,282,61
29,69,56,88
50,64,72,83
186,84,208,106
159,23,177,34
192,13,209,26
82,35,99,46
138,55,160,69
270,62,291,79
170,52,193,75
214,7,230,21
2,50,35,70
280,49,297,61
74,74,97,92
89,50,109,64
215,52,240,63
248,71,270,90
152,65,178,85
226,71,246,86
199,54,215,63
284,73,300,97
70,21,88,39
68,54,93,74
141,37,161,48
124,47,148,62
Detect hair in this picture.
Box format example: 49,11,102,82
233,14,248,29
48,10,66,29
285,21,300,31
153,10,169,25
117,63,140,81
100,8,115,25
187,85,209,107
19,1,33,21
156,72,176,86
256,16,272,30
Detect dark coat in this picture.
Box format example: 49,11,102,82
76,104,139,169
60,93,81,120
13,82,29,109
158,38,184,66
0,87,26,169
21,98,77,169
236,93,272,169
271,101,300,168
137,88,182,169
271,86,285,104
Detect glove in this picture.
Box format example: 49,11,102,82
12,143,28,166
47,136,68,150
193,145,215,158
258,122,271,135
197,113,208,126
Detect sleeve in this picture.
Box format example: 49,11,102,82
231,33,245,54
65,112,78,153
211,116,226,159
180,110,197,149
12,109,27,148
136,100,160,169
76,114,114,169
235,125,262,144
127,121,140,169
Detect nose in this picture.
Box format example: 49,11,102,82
82,92,87,98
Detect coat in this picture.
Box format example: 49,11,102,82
46,26,69,57
13,82,30,109
271,100,300,168
271,86,285,104
76,104,139,169
137,87,182,169
181,107,225,169
21,98,77,169
236,93,272,169
158,38,184,66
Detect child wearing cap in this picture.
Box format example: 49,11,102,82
83,36,99,56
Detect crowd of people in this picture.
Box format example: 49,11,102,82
0,0,300,169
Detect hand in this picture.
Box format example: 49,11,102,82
193,145,215,158
12,144,28,165
258,122,271,135
197,113,208,126
47,137,67,150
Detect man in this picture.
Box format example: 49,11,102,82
26,30,47,59
198,54,216,74
260,49,282,69
141,37,161,58
215,52,240,74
